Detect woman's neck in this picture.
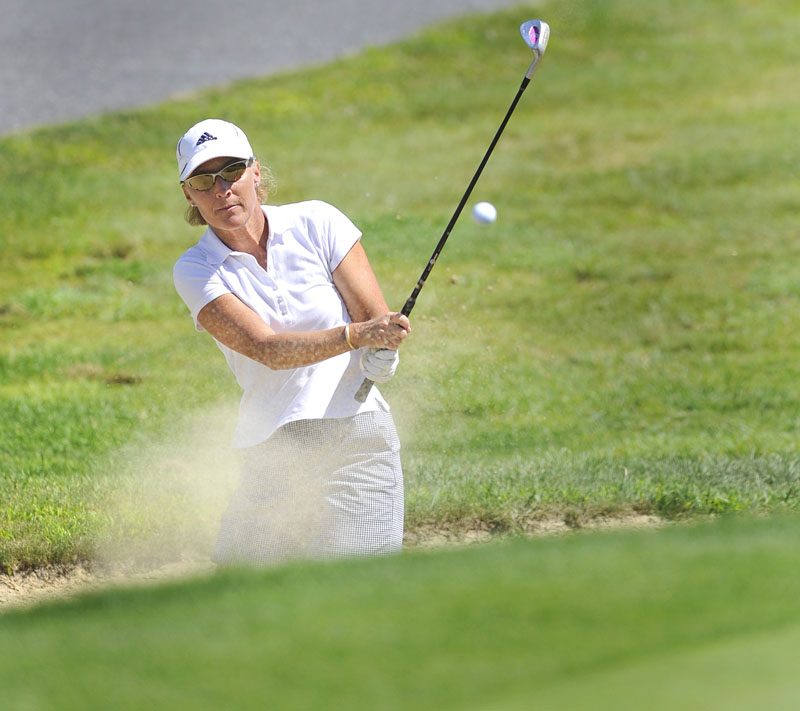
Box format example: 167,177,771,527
215,207,268,257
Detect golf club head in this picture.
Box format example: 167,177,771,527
520,19,549,55
520,20,550,79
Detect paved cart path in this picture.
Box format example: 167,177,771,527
1,0,524,135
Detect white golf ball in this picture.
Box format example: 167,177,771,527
472,201,497,225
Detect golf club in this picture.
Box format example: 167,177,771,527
355,19,550,402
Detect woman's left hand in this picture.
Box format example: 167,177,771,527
360,348,399,383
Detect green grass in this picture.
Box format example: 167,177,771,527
2,0,800,568
2,514,800,709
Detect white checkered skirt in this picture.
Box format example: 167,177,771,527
213,411,403,565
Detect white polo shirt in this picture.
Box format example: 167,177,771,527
173,200,389,448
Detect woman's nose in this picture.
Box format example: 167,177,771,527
214,176,233,195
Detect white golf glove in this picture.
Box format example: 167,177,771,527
359,348,399,383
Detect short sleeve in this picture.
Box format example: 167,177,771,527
307,200,362,273
173,256,231,331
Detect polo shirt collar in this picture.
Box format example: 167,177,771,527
198,229,233,265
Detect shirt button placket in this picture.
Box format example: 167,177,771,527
265,270,292,327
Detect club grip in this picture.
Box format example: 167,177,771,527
354,377,373,403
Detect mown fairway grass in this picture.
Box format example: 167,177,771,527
2,514,800,709
2,0,800,570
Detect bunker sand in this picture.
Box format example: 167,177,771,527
0,514,663,611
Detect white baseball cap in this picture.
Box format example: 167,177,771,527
176,119,255,181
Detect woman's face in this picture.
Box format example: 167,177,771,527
182,156,262,234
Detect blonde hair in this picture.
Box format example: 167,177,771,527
183,162,277,227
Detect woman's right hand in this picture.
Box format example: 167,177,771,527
351,312,410,350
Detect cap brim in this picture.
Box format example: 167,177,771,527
180,148,254,181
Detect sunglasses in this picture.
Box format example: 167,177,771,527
182,158,254,191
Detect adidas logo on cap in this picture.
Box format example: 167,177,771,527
196,132,217,146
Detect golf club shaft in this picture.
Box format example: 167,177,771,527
402,76,532,318
354,68,538,403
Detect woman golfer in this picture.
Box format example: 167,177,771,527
173,119,410,565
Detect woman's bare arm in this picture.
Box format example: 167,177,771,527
197,240,409,370
332,241,390,323
197,294,356,370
